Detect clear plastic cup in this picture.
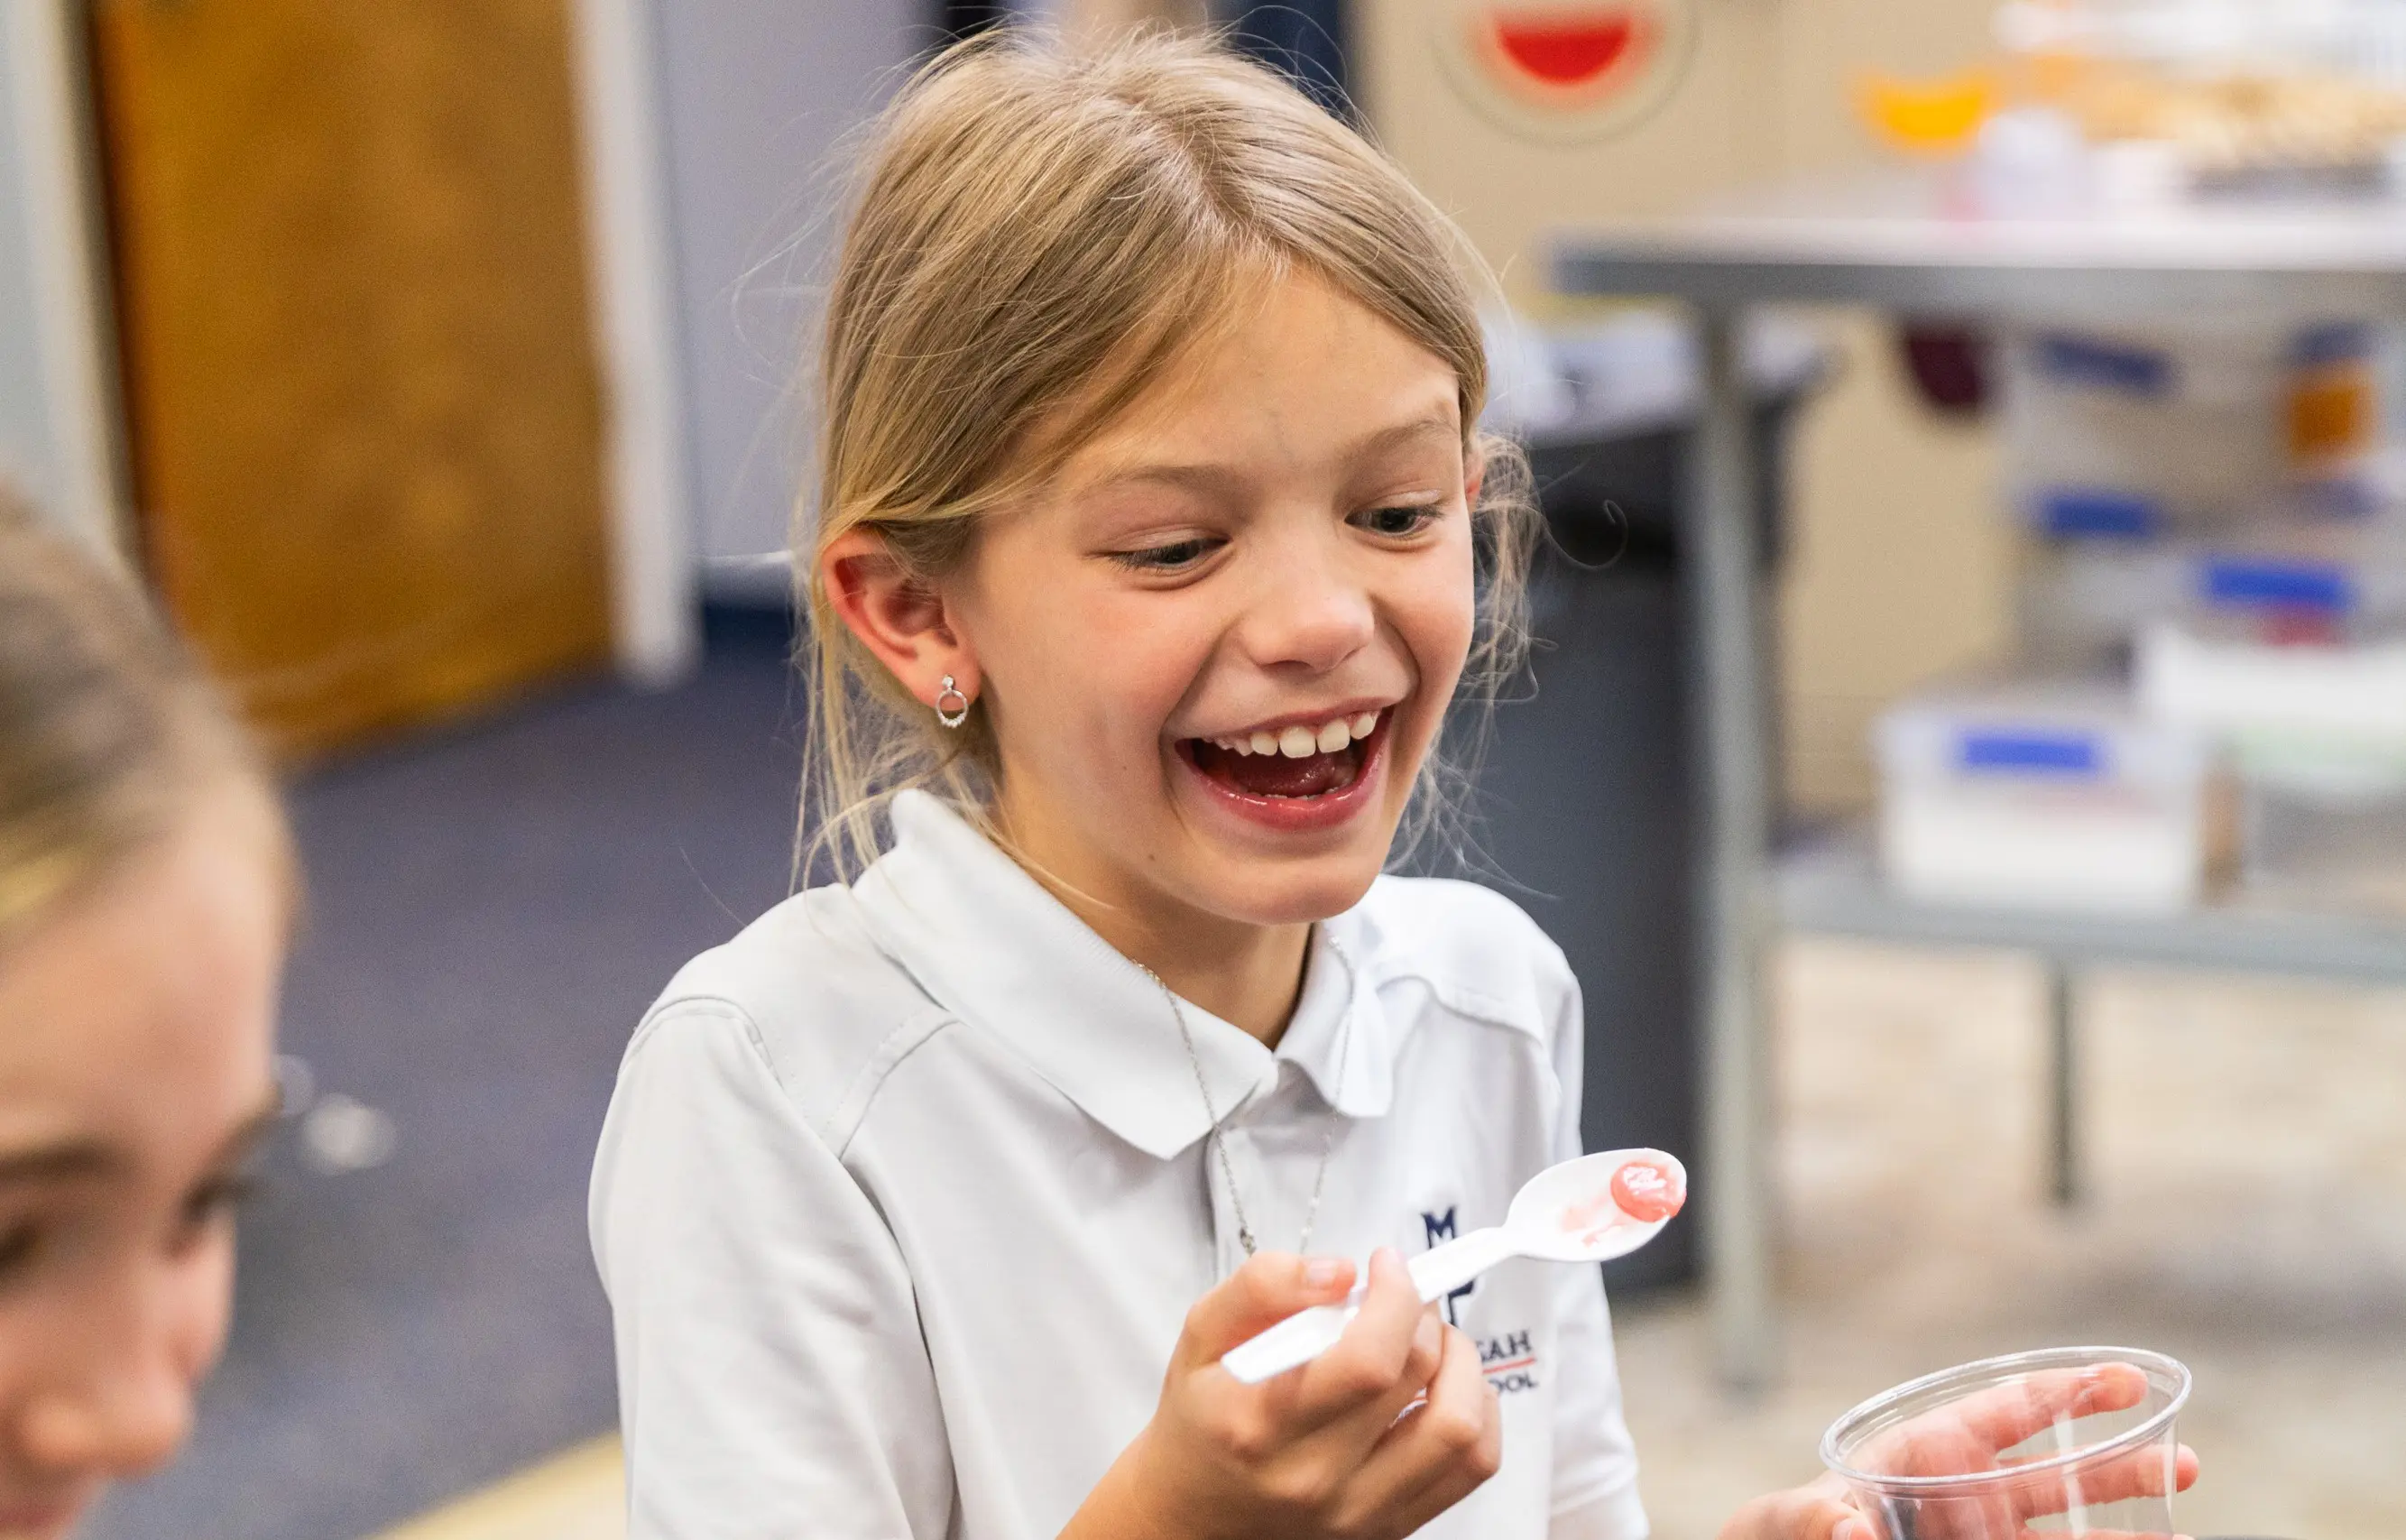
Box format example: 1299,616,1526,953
1820,1346,2192,1540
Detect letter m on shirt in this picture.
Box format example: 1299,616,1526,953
1422,1208,1474,1323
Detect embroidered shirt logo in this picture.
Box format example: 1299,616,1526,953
1421,1208,1477,1324
1480,1329,1540,1395
1421,1208,1541,1394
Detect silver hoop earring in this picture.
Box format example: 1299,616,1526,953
935,675,972,730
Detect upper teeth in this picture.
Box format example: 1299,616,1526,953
1211,711,1380,758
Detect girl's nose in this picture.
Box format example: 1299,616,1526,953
16,1285,204,1480
1243,544,1377,674
18,1359,194,1481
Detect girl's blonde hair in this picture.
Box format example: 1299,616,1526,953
801,27,1537,878
0,485,290,941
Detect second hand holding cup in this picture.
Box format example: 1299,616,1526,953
1821,1345,2197,1540
1220,1148,1686,1384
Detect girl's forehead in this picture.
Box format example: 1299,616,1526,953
0,825,281,1155
1054,276,1464,486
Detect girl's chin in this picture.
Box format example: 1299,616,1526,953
1163,742,1408,925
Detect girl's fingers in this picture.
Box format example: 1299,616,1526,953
1179,1250,1358,1368
1285,1249,1434,1428
2008,1443,2199,1520
1719,1483,1876,1540
2015,1530,2188,1540
1350,1323,1503,1531
1945,1363,2149,1454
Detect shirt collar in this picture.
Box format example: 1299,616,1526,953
849,791,1394,1159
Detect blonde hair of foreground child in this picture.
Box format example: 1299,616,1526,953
0,486,292,1536
0,496,289,936
797,27,1539,878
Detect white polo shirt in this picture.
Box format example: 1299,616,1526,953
589,790,1648,1540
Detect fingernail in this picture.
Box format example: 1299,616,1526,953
1413,1314,1441,1356
1837,1521,1874,1540
1304,1259,1347,1288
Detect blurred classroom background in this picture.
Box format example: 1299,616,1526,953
7,0,2406,1535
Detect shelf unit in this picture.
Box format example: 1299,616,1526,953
1554,169,2406,1385
1782,830,2406,989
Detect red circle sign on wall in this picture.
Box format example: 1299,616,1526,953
1430,0,1698,142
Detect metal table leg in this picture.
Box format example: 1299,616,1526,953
2047,965,2079,1207
1684,308,1778,1388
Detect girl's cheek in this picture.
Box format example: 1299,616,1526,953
1391,567,1478,764
1081,599,1219,719
1400,551,1479,679
0,1295,41,1421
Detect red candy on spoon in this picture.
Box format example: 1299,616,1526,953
1610,1157,1684,1223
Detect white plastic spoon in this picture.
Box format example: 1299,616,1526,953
1220,1148,1687,1385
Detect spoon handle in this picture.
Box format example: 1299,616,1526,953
1221,1302,1353,1384
1220,1229,1519,1385
1406,1226,1517,1304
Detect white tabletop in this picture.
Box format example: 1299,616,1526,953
1554,171,2406,319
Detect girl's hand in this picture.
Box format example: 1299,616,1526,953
1067,1247,1502,1540
1717,1362,2200,1540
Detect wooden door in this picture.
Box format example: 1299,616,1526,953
89,0,614,758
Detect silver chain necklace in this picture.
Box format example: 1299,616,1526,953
1142,964,1336,1259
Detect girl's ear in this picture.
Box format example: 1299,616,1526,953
819,530,982,713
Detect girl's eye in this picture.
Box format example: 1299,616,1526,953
1108,535,1222,572
0,1221,42,1281
170,1173,259,1254
1354,503,1443,539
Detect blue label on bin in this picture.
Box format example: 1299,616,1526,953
1956,730,2104,778
2034,334,2174,396
2035,488,2162,539
2293,321,2373,369
2296,475,2380,521
2199,558,2354,613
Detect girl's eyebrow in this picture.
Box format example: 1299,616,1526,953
1092,411,1462,495
1093,460,1242,498
0,1141,123,1185
1341,411,1462,460
0,1093,280,1189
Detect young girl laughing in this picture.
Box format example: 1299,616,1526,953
590,31,2187,1540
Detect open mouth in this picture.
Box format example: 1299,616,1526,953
1179,709,1386,801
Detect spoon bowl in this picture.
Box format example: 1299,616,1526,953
1507,1148,1684,1263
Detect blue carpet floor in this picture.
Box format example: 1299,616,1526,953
86,612,804,1540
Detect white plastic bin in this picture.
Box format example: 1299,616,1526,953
2138,622,2406,742
1877,685,2217,913
2003,323,2292,538
2236,738,2406,914
2016,539,2189,667
2022,537,2406,665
